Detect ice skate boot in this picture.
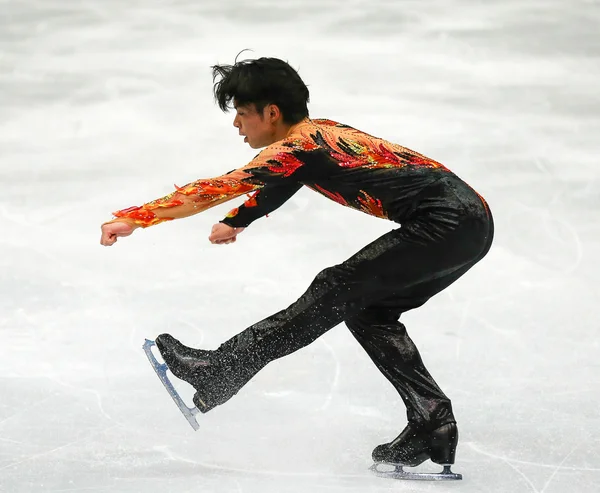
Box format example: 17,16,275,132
154,333,240,413
155,333,213,381
187,355,250,414
148,333,261,420
370,423,462,481
143,337,203,430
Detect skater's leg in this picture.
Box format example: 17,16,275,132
345,259,485,428
219,210,493,365
346,305,455,429
348,227,494,465
347,312,461,465
160,206,492,412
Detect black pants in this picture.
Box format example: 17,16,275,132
218,180,494,428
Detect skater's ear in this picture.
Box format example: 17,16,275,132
263,103,283,124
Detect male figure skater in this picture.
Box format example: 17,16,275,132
100,55,494,478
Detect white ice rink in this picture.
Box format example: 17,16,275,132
1,1,599,492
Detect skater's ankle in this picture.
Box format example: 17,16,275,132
406,419,456,433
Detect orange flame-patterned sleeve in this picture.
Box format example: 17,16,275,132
107,169,261,228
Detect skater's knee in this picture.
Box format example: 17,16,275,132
345,309,405,334
313,263,359,290
346,308,374,326
344,314,362,332
315,264,347,281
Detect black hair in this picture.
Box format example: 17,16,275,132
212,52,310,124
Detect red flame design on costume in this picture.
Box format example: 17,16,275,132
244,190,260,207
312,184,349,206
313,124,449,171
266,152,304,177
112,206,173,227
173,179,255,198
375,144,403,165
224,190,261,220
293,139,319,151
113,178,257,227
313,119,339,127
357,191,388,219
225,207,239,219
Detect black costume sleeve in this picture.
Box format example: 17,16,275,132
220,182,303,228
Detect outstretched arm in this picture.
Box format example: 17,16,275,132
100,169,259,246
105,169,257,228
100,139,313,246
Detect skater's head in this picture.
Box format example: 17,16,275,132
212,52,310,149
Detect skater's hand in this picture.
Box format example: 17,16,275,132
100,220,137,246
209,223,244,245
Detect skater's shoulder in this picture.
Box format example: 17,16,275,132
253,120,325,156
246,134,318,165
311,118,347,127
245,117,371,164
310,118,362,132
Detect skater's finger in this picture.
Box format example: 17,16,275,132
214,238,235,245
211,234,236,244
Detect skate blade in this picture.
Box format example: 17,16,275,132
143,339,200,431
370,463,462,481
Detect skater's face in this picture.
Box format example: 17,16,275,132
232,102,283,149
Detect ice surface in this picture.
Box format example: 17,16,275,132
1,0,599,492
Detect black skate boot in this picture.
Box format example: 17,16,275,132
371,423,462,481
155,333,261,414
372,423,432,466
155,333,213,381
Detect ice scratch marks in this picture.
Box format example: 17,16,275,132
0,436,33,446
46,375,112,422
153,445,369,479
446,289,523,361
0,393,55,428
502,459,540,493
468,441,597,471
529,199,584,276
469,442,591,493
0,424,118,472
513,157,584,276
540,446,577,493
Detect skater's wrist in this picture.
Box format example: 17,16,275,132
103,217,142,230
220,217,250,229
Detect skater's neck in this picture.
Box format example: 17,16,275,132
283,118,311,139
